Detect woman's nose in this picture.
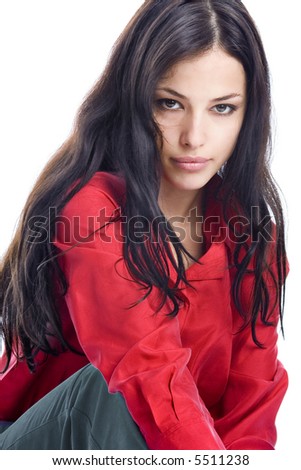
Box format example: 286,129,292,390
179,113,206,150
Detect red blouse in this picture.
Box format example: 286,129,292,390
0,172,288,450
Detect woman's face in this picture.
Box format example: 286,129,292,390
153,47,247,196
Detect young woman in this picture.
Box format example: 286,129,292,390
0,0,288,450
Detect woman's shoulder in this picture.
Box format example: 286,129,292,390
54,172,125,248
62,171,125,218
87,171,125,199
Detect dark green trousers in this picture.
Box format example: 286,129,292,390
0,364,148,450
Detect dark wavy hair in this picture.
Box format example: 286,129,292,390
1,0,287,372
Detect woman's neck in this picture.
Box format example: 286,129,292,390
158,181,203,220
158,182,205,268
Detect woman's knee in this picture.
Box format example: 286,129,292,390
68,364,148,450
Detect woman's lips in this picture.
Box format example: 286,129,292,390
171,156,210,171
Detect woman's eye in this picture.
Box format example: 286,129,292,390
156,99,182,110
213,104,236,115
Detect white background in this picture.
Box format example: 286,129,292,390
0,0,300,455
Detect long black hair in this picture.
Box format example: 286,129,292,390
1,0,287,372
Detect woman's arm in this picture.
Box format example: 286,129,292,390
213,256,288,449
0,346,88,421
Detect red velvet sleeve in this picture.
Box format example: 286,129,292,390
213,252,288,449
52,174,225,450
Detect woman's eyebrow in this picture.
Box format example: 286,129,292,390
155,87,187,100
211,93,243,102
